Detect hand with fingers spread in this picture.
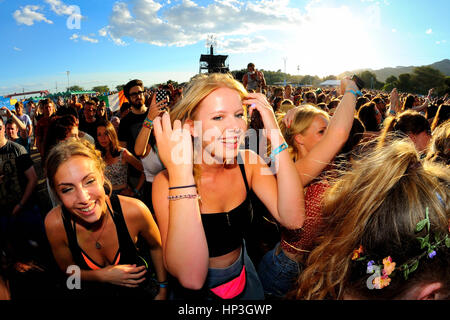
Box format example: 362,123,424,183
282,106,299,129
153,112,193,175
100,264,147,288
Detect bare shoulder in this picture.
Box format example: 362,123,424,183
44,206,63,230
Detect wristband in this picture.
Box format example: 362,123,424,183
158,281,168,288
169,184,196,190
345,89,362,98
389,109,396,116
133,188,141,196
143,118,153,129
270,142,288,161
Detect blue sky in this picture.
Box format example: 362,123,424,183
1,0,449,96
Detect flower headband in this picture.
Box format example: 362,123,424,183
352,208,450,290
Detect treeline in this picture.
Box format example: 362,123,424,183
231,66,450,96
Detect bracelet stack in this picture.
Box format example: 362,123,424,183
345,89,363,98
143,117,153,129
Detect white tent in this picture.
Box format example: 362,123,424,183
319,80,341,87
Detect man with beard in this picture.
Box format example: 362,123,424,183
118,79,148,194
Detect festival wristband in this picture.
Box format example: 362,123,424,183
143,118,153,129
270,142,288,161
389,109,396,116
158,281,168,288
345,89,362,98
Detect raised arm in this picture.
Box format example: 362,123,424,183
152,113,209,289
1,107,27,132
285,78,358,186
134,93,166,157
243,93,305,229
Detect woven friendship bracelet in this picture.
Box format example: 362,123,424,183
143,118,153,129
167,194,201,201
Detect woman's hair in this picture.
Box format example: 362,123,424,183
96,119,121,158
402,94,416,111
278,105,330,159
378,110,430,148
357,102,379,132
169,73,248,124
431,104,449,132
293,139,450,300
425,120,450,166
45,138,111,199
43,115,79,161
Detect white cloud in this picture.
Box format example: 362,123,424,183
436,40,447,45
45,0,79,16
70,33,98,43
391,28,396,33
100,0,303,48
426,28,432,34
13,47,22,51
13,5,53,26
218,36,270,54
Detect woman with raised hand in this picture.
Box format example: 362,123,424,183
151,73,305,300
256,78,361,299
293,139,450,300
44,138,167,298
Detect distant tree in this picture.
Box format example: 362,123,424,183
322,75,337,81
411,66,445,95
116,84,125,92
68,85,84,92
92,85,110,94
356,71,384,90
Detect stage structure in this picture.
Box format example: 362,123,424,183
199,35,229,74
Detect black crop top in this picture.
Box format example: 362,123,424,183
200,158,253,258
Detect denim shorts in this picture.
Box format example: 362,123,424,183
257,242,302,298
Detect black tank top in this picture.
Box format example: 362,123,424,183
200,158,253,258
61,194,157,297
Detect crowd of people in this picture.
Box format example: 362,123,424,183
0,63,449,301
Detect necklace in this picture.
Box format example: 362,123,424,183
92,210,109,250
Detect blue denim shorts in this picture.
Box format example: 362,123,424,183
257,242,302,298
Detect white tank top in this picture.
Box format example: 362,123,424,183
141,148,165,182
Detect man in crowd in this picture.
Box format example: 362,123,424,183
242,63,266,93
5,119,30,151
35,98,55,158
118,79,148,191
78,99,99,139
0,116,44,253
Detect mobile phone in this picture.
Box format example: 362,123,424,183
350,75,365,90
156,89,170,104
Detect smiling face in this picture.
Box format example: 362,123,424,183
53,155,106,224
192,87,247,163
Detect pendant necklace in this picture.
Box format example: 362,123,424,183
93,210,109,250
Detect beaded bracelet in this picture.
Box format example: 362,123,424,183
270,142,288,162
143,117,153,129
167,194,201,201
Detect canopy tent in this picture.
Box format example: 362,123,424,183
319,80,341,87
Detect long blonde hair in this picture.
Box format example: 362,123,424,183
293,138,450,300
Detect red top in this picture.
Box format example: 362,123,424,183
280,172,331,255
